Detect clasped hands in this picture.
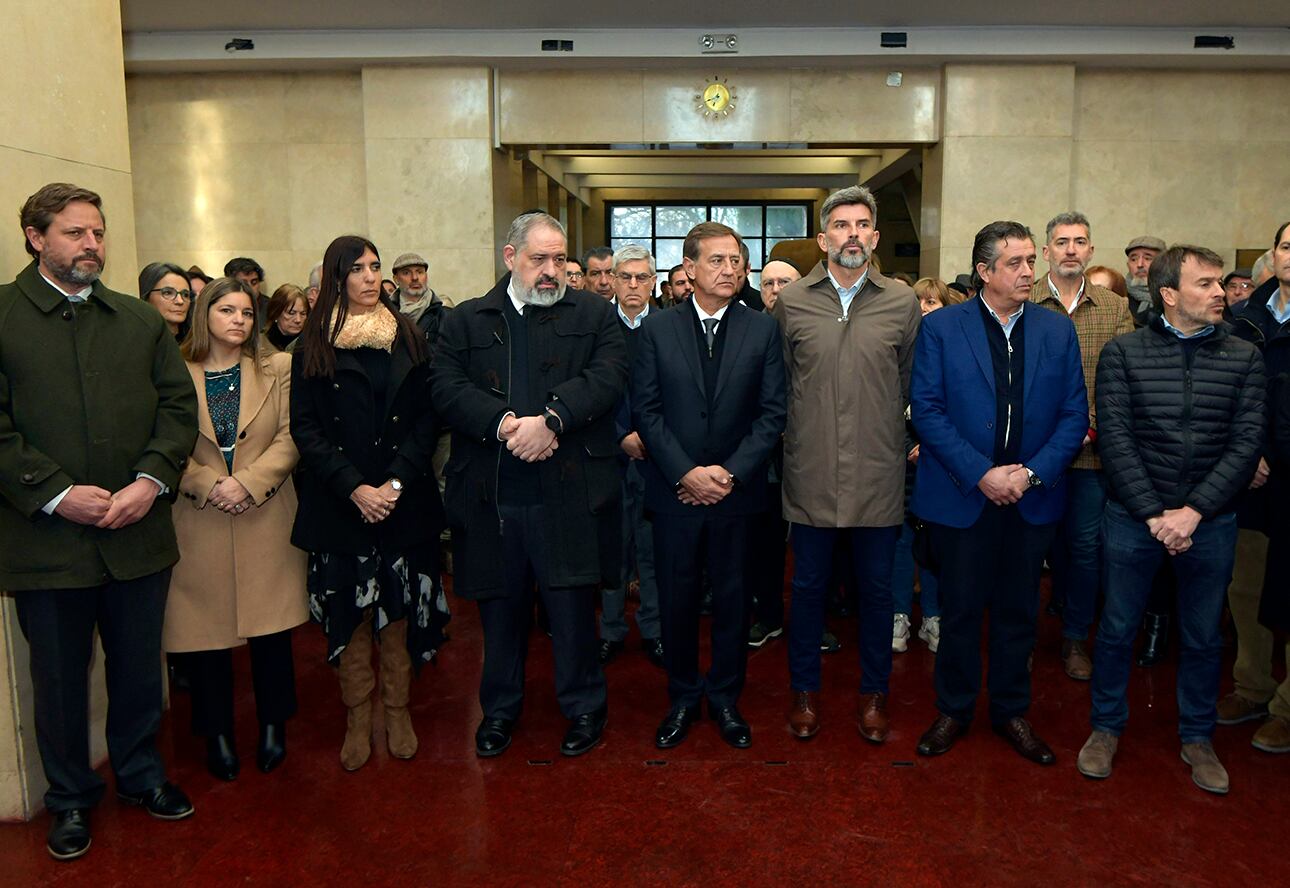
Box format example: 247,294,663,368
54,478,163,529
352,479,401,524
208,476,253,515
977,464,1031,506
678,465,733,507
1147,506,1201,556
500,414,558,463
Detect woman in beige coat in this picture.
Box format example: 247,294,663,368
164,277,307,781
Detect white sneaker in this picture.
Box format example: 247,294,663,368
892,613,911,653
918,616,941,653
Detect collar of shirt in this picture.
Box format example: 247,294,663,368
505,278,527,315
1161,315,1215,340
981,297,1025,338
39,270,92,303
1046,273,1085,314
691,297,730,328
617,300,649,329
1269,289,1290,325
825,267,868,319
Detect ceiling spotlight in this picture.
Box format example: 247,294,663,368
886,72,903,87
224,38,255,52
700,34,738,54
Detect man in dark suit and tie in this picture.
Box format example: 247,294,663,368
633,221,787,749
910,220,1088,764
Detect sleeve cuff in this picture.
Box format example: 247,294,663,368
42,485,73,515
137,472,169,496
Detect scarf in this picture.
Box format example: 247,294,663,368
332,303,398,352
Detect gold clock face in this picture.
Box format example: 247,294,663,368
695,77,737,118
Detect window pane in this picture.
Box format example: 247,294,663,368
767,205,808,237
610,206,651,237
610,237,651,255
748,272,761,290
654,239,684,273
766,237,797,262
742,239,764,269
712,206,762,236
656,206,705,237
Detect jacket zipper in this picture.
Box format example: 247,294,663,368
1180,343,1196,488
495,314,512,536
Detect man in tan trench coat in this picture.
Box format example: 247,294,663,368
772,185,921,743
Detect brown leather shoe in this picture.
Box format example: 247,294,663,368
1061,639,1093,681
916,714,967,756
787,691,819,739
858,692,889,743
993,717,1056,765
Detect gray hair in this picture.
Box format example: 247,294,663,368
1251,249,1274,286
1045,211,1091,243
307,262,323,291
971,220,1034,290
506,211,566,253
612,243,655,274
820,185,878,231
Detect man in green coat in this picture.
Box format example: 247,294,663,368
0,183,198,861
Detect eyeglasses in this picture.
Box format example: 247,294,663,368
149,287,192,302
615,272,656,285
566,271,585,280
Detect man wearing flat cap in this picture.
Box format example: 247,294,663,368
1124,235,1166,326
1224,268,1255,313
391,252,448,345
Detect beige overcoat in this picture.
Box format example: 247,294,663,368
163,351,307,652
772,262,921,528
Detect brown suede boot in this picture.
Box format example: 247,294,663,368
338,618,375,771
380,619,418,760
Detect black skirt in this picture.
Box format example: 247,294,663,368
308,544,450,667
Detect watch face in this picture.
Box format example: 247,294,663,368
391,479,403,491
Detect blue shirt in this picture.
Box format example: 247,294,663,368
1269,291,1290,326
617,301,650,330
1161,315,1215,339
826,267,869,319
981,297,1025,340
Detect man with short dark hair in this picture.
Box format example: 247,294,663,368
1080,245,1265,794
1029,212,1134,681
911,220,1087,764
225,256,268,327
1124,235,1165,326
1,183,199,860
583,246,615,300
565,257,585,291
734,239,764,312
659,278,673,305
669,264,694,301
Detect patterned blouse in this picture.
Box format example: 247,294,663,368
204,365,241,472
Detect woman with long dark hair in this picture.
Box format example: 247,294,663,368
163,277,306,780
291,235,449,771
139,261,193,341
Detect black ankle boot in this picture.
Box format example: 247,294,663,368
206,734,239,781
1136,612,1169,667
257,723,286,773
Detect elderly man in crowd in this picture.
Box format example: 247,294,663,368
390,251,447,344
583,246,615,300
1124,235,1165,326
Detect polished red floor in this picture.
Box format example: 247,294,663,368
3,579,1287,886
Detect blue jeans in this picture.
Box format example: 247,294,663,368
600,463,660,642
1090,501,1236,743
892,521,939,619
1051,468,1107,640
788,524,898,693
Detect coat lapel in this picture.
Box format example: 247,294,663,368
385,337,416,413
713,302,750,401
1023,311,1044,406
960,302,994,388
671,305,707,400
188,362,218,445
235,354,270,436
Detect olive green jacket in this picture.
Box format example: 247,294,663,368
0,262,198,590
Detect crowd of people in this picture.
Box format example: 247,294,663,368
2,180,1288,863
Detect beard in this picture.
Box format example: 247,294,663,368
46,251,103,287
402,284,428,300
516,276,566,308
829,241,871,270
1128,271,1148,286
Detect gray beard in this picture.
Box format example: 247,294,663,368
517,280,565,308
830,245,870,269
46,254,102,287
1128,273,1148,286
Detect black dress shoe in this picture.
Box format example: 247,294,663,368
475,717,514,757
257,723,286,773
916,714,968,757
47,809,91,861
641,637,665,669
561,705,608,757
993,717,1056,765
654,704,700,749
1136,612,1169,667
117,782,194,820
596,638,624,666
206,735,239,782
709,704,752,748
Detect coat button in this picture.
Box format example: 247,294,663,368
266,490,273,498
986,421,993,429
332,383,341,390
238,431,247,440
700,412,707,419
21,472,33,483
333,416,340,422
391,415,400,423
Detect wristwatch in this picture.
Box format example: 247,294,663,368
1024,467,1042,488
390,478,404,492
544,411,562,435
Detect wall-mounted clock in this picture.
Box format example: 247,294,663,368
695,76,737,118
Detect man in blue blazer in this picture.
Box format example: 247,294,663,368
910,220,1088,764
633,221,787,749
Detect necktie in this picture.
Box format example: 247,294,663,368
702,318,718,357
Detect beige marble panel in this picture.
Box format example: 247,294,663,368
499,71,644,144
1234,142,1290,249
937,136,1072,249
1070,139,1151,257
362,67,492,140
127,74,290,146
1073,71,1142,143
641,71,791,143
1236,72,1290,144
919,144,944,256
1146,72,1247,145
1145,142,1236,252
420,247,499,305
790,69,940,143
131,141,291,253
0,0,131,172
286,143,369,254
364,138,494,252
285,73,366,144
944,64,1074,139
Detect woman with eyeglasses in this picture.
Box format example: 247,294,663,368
139,261,193,341
263,283,309,353
163,277,307,781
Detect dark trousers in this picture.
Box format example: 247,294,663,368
654,512,751,708
12,571,169,812
478,504,606,721
931,506,1056,725
788,524,899,694
745,481,787,629
186,629,297,737
1051,468,1108,640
